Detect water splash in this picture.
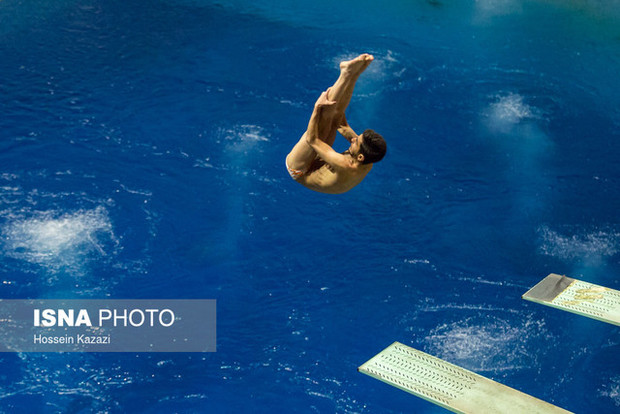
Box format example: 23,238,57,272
220,124,270,154
538,225,619,265
424,314,549,373
1,206,118,277
600,375,620,408
2,353,144,412
474,0,523,20
483,93,540,134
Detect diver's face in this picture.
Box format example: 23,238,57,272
350,133,363,155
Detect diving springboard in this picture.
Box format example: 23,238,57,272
358,342,571,414
523,273,620,326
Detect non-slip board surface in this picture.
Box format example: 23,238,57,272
359,342,571,413
523,273,620,326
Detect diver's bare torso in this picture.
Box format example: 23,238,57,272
299,153,372,194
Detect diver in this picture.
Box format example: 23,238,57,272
285,54,386,194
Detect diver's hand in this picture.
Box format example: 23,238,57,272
315,90,336,109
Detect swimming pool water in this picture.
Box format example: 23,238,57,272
1,0,619,412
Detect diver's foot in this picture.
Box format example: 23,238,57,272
339,54,374,75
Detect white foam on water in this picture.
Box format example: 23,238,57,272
216,124,275,188
481,93,554,172
424,314,549,374
220,124,270,154
491,94,533,122
483,93,540,134
599,375,620,408
474,0,524,20
538,225,619,264
8,353,135,412
1,206,118,277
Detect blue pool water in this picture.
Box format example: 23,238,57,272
1,0,620,412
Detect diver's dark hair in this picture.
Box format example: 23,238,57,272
359,129,386,164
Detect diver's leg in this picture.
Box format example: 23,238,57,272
326,54,373,114
318,54,373,146
286,132,316,172
286,103,342,172
286,103,341,169
286,54,373,172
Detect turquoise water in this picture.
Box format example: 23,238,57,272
0,0,619,412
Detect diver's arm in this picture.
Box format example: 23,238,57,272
305,91,335,145
305,92,355,170
306,138,353,171
337,114,357,143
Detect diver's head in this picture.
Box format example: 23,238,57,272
356,129,386,164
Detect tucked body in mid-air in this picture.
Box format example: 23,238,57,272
285,54,386,194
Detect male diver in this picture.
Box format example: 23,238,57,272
285,54,386,194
